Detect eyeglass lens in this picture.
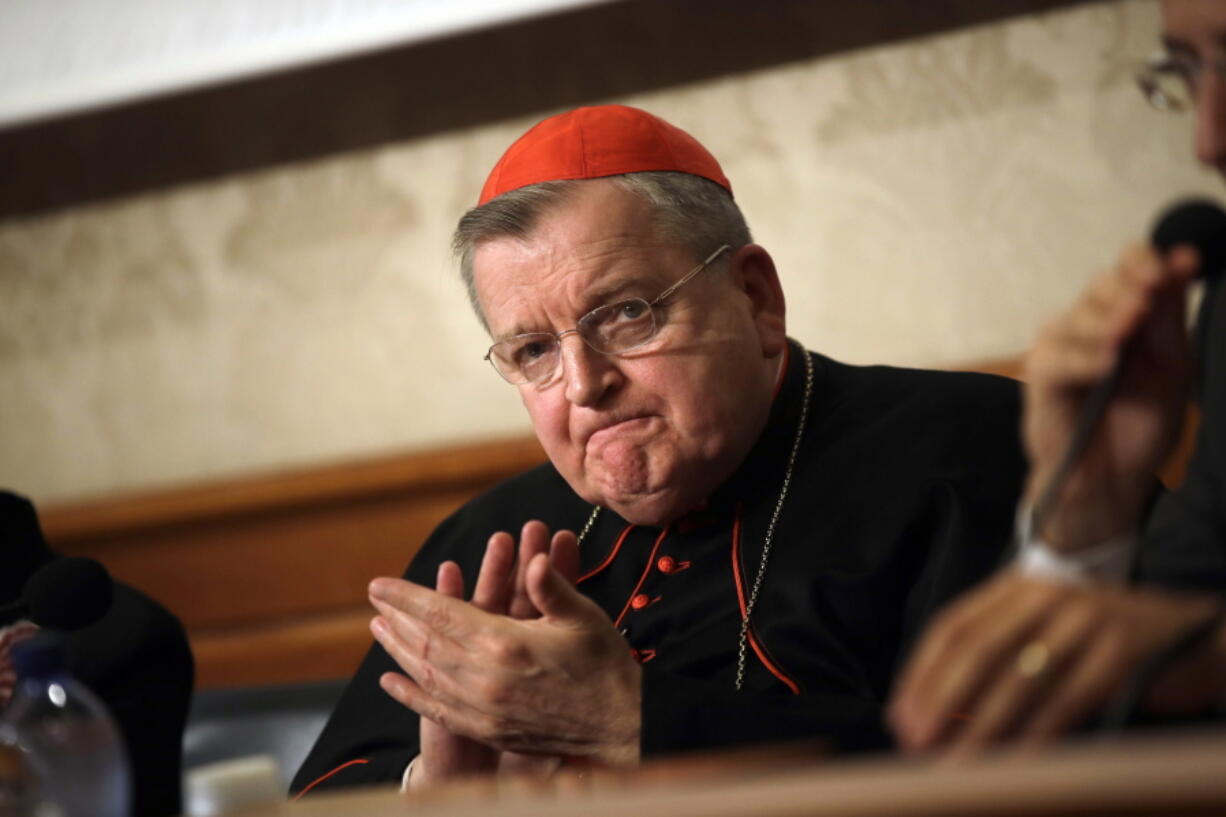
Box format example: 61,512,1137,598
1138,54,1226,112
491,298,658,383
1140,58,1194,112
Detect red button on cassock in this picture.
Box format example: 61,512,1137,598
657,556,676,574
631,593,651,610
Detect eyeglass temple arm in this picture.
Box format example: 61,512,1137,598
653,244,732,304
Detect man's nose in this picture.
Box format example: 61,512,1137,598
560,335,620,407
1194,69,1226,172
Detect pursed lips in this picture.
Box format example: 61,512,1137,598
580,415,656,448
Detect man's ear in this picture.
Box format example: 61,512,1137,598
728,244,787,358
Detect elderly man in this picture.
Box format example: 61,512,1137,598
890,0,1226,755
292,105,1025,794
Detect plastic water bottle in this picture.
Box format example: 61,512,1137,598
2,634,131,817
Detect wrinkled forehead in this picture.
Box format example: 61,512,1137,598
472,182,688,333
1162,0,1226,52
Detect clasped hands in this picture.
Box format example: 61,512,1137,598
368,521,642,787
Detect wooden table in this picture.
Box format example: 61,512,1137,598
245,727,1226,817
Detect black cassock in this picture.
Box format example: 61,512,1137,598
292,341,1026,793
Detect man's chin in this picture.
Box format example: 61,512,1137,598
563,455,707,526
581,479,694,528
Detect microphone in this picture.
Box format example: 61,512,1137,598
1030,198,1226,533
1150,197,1226,272
0,557,114,630
1152,198,1226,384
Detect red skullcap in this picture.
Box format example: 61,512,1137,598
477,105,732,206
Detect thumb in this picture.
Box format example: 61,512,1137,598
525,552,598,624
549,529,581,585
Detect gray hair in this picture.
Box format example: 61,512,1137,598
452,171,753,331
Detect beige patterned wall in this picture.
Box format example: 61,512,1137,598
0,0,1218,505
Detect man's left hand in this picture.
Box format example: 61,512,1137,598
370,552,642,766
888,572,1225,755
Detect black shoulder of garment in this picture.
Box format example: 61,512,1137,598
68,583,195,817
803,352,1024,499
2,491,195,817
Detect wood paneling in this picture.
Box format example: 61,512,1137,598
190,611,374,690
41,435,546,688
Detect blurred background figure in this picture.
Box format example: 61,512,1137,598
1,492,193,817
890,0,1226,754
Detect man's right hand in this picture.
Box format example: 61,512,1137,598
1023,243,1199,552
407,521,580,788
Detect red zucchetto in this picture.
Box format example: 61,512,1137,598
478,104,732,206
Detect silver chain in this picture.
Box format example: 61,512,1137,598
736,349,814,691
575,504,601,547
571,350,814,693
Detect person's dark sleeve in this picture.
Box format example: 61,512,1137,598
4,493,193,817
289,638,420,793
68,584,195,817
1136,446,1226,591
896,376,1028,664
1135,274,1226,592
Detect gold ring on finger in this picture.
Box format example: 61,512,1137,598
1016,641,1050,679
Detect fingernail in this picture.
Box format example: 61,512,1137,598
369,578,392,598
371,616,388,639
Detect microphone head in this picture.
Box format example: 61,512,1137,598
1150,198,1226,278
23,557,114,630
